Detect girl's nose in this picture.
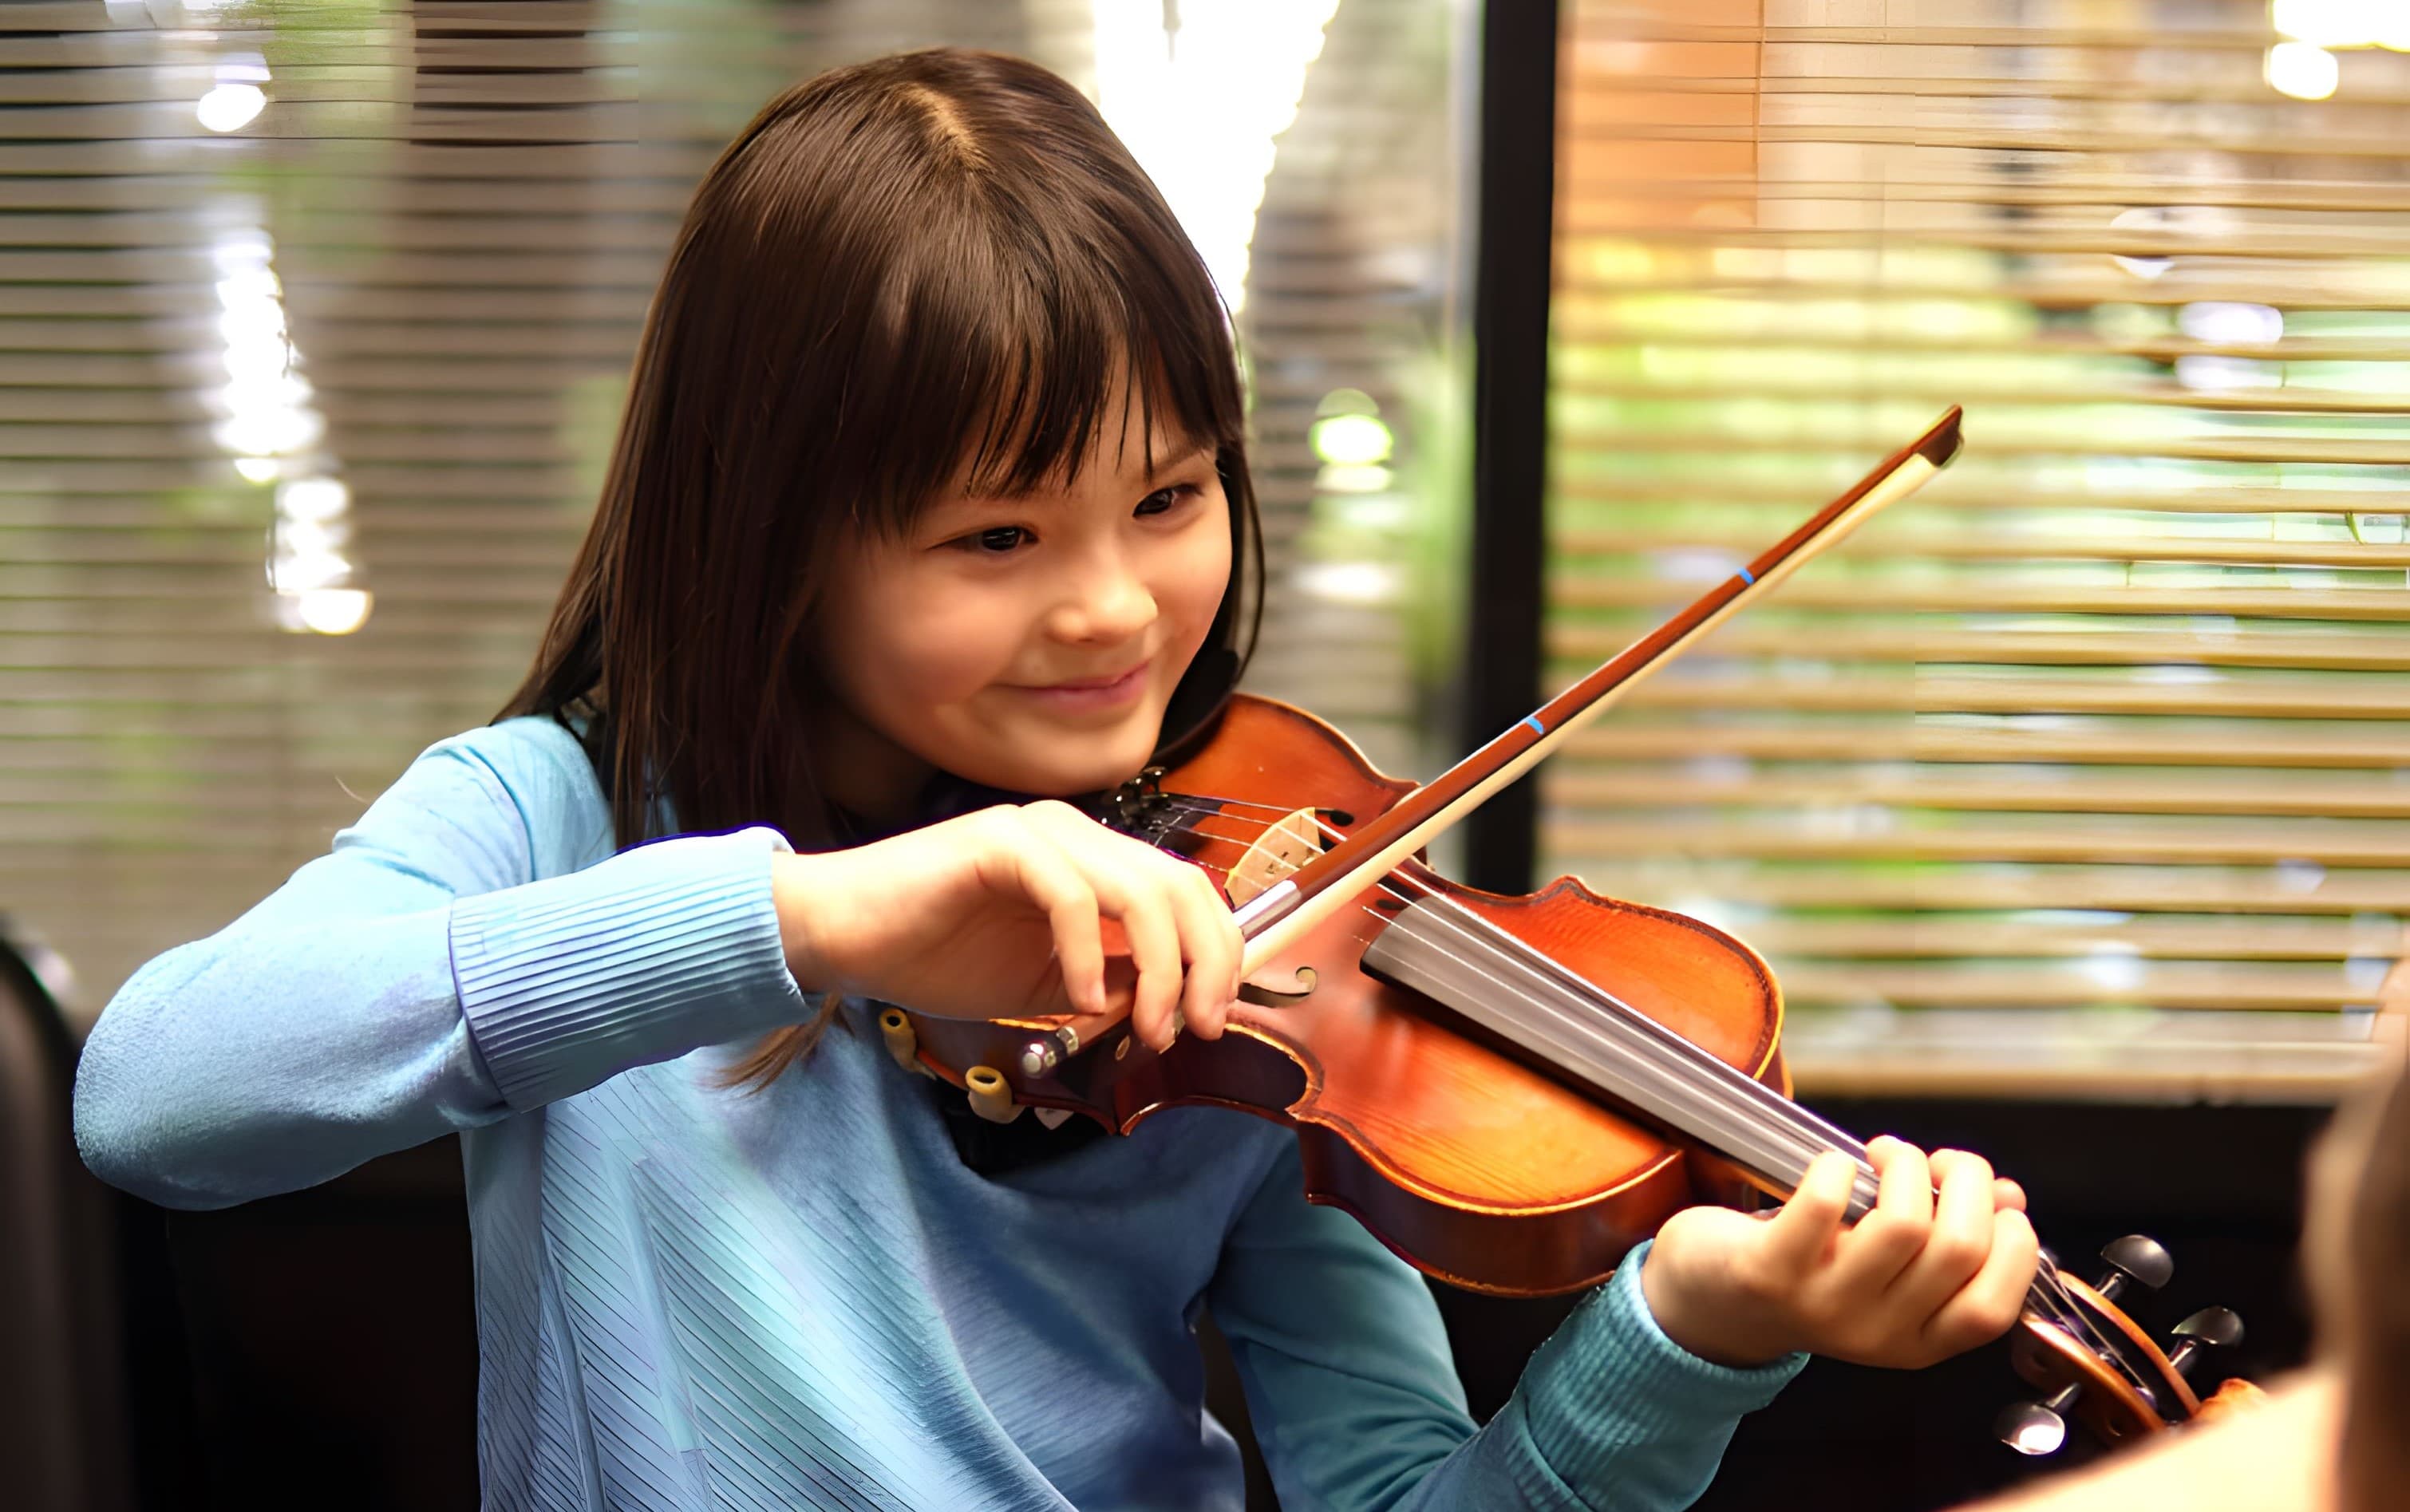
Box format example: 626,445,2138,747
1047,559,1156,644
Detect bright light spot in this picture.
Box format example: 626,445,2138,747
1316,463,1393,493
211,233,271,274
2108,207,2175,279
213,406,323,457
2273,0,2401,48
2179,301,2284,345
220,372,314,413
207,215,364,628
218,300,286,341
2175,354,2281,390
2079,944,2146,993
278,476,351,523
2006,1411,2068,1457
1315,387,1378,417
292,587,373,636
271,549,353,594
1092,0,1340,315
2266,41,2340,100
197,83,267,133
215,267,280,305
223,339,292,385
2275,858,2328,894
1296,560,1400,606
1311,413,1394,466
278,517,351,556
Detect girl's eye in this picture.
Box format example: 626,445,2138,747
1136,485,1191,517
959,525,1029,554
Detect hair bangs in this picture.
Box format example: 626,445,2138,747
839,156,1243,536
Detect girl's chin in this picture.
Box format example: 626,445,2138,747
960,719,1165,798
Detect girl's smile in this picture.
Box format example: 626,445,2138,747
1007,657,1154,714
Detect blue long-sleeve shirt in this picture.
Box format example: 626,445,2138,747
73,716,1801,1510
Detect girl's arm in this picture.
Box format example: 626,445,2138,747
1207,1142,1802,1512
73,724,806,1210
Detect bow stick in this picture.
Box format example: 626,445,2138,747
1228,405,1965,973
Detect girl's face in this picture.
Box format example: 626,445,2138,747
814,401,1233,818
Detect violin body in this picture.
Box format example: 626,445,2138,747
899,693,1787,1296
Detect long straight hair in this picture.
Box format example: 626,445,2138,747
500,49,1262,1078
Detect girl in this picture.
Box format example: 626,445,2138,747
76,48,2037,1511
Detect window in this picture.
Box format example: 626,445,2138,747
1545,0,2400,1094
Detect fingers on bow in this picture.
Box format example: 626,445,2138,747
1013,803,1239,1052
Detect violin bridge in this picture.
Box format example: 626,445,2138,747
1224,807,1322,909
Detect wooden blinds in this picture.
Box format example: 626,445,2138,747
1544,0,2402,1096
0,0,1466,1013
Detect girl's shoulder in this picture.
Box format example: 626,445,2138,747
395,715,618,879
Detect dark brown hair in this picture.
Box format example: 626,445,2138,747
500,48,1261,1077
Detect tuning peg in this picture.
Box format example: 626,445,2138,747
2095,1234,2174,1303
1995,1385,2079,1456
2164,1306,2244,1380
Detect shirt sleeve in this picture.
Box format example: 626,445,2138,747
1208,1141,1804,1511
72,727,808,1211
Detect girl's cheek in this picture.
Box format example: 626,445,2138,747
1167,511,1233,640
891,574,1031,699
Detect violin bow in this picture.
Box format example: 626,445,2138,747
1230,405,1965,974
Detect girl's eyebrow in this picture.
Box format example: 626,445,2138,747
1145,444,1215,479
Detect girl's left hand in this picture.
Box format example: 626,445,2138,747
1639,1136,2040,1369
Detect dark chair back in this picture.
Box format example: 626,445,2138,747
0,924,133,1512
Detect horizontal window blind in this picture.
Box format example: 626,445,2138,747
1546,0,2400,1096
0,0,1467,1014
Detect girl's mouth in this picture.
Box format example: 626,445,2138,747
1012,659,1152,713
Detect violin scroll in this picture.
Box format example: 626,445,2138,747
1995,1236,2249,1456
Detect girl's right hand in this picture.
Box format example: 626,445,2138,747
768,801,1240,1052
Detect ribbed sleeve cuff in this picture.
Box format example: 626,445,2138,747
1519,1239,1805,1493
450,826,807,1109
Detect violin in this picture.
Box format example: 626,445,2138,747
883,407,2262,1456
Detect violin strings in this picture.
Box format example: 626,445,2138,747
1327,867,2140,1385
1134,795,2154,1389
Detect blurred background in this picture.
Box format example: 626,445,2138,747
1,0,2402,1508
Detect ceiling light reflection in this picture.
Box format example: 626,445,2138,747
2266,41,2341,100
1093,0,1341,314
2179,301,2284,345
197,83,266,132
286,588,373,637
208,215,367,635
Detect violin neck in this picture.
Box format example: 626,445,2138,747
1360,894,1883,1218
